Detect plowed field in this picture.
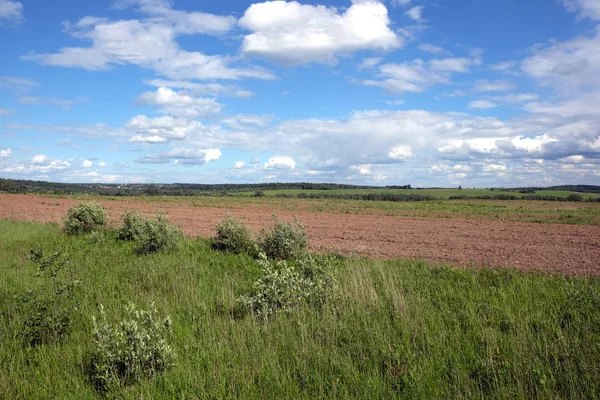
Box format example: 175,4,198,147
1,194,598,275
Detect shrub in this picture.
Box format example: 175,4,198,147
213,215,256,254
117,210,145,241
259,216,308,260
238,252,337,320
132,214,183,255
89,302,174,392
20,248,81,346
63,202,107,234
567,194,584,202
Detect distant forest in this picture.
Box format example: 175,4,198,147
1,178,599,202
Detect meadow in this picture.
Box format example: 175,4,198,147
1,216,599,399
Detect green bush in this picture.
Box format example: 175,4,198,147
132,214,183,255
259,216,308,260
117,210,145,241
238,252,337,320
89,302,174,393
567,194,584,202
20,248,81,346
213,215,256,254
63,202,107,234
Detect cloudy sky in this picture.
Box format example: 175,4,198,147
0,0,599,186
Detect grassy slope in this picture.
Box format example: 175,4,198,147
1,219,599,399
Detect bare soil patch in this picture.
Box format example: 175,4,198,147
1,194,598,275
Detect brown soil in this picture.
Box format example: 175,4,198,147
1,194,598,276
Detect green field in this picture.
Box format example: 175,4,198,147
239,187,600,199
1,219,598,399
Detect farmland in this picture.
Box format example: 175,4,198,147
0,192,599,398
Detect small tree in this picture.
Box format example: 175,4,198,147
63,202,107,234
259,216,308,260
213,215,256,254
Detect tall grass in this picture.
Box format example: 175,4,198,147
0,219,598,398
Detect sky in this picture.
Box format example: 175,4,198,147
0,0,599,187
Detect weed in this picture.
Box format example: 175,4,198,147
88,302,174,393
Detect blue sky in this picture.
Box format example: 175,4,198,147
1,0,599,186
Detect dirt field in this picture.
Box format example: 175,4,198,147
1,194,598,276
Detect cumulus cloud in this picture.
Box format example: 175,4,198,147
136,87,223,118
22,6,274,81
264,156,296,170
238,0,401,65
98,161,107,167
82,159,93,168
126,114,209,143
0,148,11,158
234,161,245,169
0,0,23,21
137,147,222,165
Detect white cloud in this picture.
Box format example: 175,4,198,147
136,87,223,118
350,164,372,175
521,29,600,93
490,61,516,72
391,0,411,7
264,156,296,170
143,79,254,98
490,93,538,103
98,161,107,167
115,0,237,35
362,55,478,94
125,114,215,144
469,100,499,109
417,43,448,55
238,0,401,65
0,148,11,158
18,96,88,110
23,10,274,81
0,0,23,21
473,80,515,92
234,161,245,169
0,108,14,116
560,0,600,20
404,6,424,22
429,57,474,72
82,159,93,168
0,76,38,90
358,57,383,69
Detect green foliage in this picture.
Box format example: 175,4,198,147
213,215,256,254
20,248,80,346
238,252,337,319
123,213,183,255
259,215,308,260
63,202,107,234
117,210,145,241
89,303,175,393
567,194,584,202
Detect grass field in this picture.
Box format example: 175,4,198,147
237,187,600,200
1,219,598,399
